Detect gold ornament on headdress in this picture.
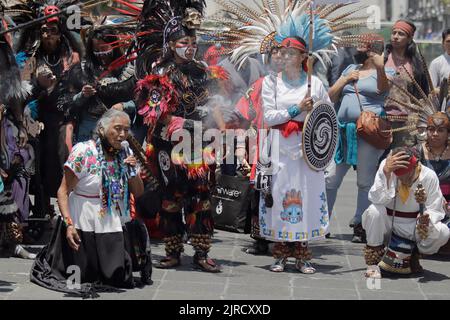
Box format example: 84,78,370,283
183,8,202,29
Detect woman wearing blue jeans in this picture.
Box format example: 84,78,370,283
326,44,394,243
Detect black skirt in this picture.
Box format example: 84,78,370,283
30,217,152,298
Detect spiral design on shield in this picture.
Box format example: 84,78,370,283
158,151,171,171
313,118,332,158
303,101,338,171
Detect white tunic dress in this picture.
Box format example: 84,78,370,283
259,74,331,242
64,140,130,234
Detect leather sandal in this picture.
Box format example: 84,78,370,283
193,255,221,273
155,256,180,269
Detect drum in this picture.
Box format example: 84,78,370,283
302,101,338,171
378,233,416,275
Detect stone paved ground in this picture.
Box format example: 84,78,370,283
1,170,450,300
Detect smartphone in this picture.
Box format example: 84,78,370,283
369,39,385,55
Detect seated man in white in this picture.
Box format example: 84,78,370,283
363,147,450,278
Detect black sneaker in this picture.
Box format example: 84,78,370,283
349,217,356,228
351,224,367,243
244,240,269,255
140,255,153,285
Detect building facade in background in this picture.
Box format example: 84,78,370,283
407,0,450,39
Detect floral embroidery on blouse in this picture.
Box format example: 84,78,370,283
66,142,102,176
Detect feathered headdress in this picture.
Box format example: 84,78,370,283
201,0,376,70
110,0,206,78
0,9,31,103
79,14,139,81
3,0,84,55
2,0,116,56
439,76,450,113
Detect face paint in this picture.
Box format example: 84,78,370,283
175,46,197,60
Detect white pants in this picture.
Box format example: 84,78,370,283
362,204,450,255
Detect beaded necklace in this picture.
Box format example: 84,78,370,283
44,54,61,68
95,138,130,217
282,72,307,87
426,142,450,161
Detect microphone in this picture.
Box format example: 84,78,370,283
121,140,137,178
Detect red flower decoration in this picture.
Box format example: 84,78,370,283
135,75,179,126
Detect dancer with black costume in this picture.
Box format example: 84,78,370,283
133,0,225,272
69,16,137,143
0,2,35,259
10,0,83,218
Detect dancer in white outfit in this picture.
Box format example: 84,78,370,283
260,63,331,273
363,147,450,278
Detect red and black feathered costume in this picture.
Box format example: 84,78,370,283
134,0,224,272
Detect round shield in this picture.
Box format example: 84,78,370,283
302,101,338,171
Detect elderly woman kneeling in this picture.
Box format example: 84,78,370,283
30,109,149,297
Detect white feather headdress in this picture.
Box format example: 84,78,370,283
200,0,378,70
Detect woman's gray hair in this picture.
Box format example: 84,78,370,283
93,109,131,139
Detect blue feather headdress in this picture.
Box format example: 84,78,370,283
201,0,377,70
274,3,336,68
275,12,333,52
